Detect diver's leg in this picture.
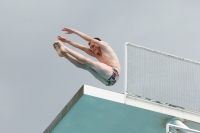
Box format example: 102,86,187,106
85,66,107,84
64,55,107,84
53,42,86,69
53,41,113,80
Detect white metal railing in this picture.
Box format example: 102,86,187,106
124,42,200,112
166,123,200,133
124,42,128,104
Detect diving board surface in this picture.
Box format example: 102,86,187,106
44,85,200,133
50,95,173,133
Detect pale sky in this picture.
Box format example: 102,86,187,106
1,0,200,133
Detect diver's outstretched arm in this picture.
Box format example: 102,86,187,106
62,27,107,49
57,36,96,57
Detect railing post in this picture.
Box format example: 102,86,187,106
124,42,128,104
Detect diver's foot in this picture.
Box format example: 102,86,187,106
53,41,66,57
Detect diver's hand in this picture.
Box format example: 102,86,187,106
57,36,69,43
62,27,74,34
